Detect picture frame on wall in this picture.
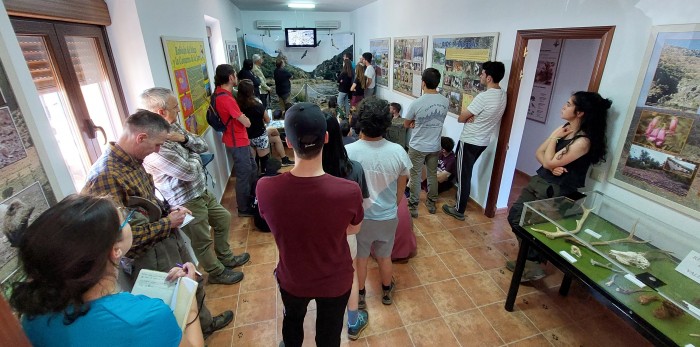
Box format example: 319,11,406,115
609,24,700,218
431,33,499,118
369,38,391,89
526,39,563,123
225,40,241,73
393,36,428,98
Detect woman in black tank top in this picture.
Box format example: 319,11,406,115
506,91,612,282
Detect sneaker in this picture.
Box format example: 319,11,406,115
426,203,436,214
347,310,369,340
505,260,516,272
203,310,234,339
358,291,366,310
382,281,395,305
221,253,251,268
238,209,255,217
281,156,295,166
409,208,418,218
442,204,465,221
208,268,244,285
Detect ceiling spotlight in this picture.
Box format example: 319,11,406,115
288,3,315,9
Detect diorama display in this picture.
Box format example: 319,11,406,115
610,24,700,218
393,36,427,98
430,33,498,116
526,39,563,123
516,191,700,346
161,37,212,136
369,38,390,88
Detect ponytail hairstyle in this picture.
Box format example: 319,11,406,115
10,195,122,324
322,114,353,178
570,91,612,165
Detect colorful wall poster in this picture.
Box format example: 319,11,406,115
431,33,498,117
162,37,212,136
393,36,427,98
369,38,390,88
610,25,700,218
526,39,563,123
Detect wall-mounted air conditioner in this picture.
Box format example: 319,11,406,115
256,20,282,30
315,21,341,30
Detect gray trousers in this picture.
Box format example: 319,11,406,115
229,145,258,211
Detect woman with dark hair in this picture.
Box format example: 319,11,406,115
12,194,203,346
337,60,353,117
507,91,612,281
349,64,366,107
321,114,369,340
237,79,270,174
237,58,261,98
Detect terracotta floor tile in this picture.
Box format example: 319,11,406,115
515,292,572,332
507,334,551,347
465,244,508,270
365,327,413,347
406,317,460,347
412,214,445,234
361,266,383,299
235,288,277,327
246,229,275,245
422,231,461,253
542,324,589,347
575,312,653,347
245,242,278,266
230,215,253,231
456,272,506,307
438,249,482,277
414,235,436,258
393,286,441,325
464,210,493,226
392,262,422,290
480,219,516,244
485,267,538,297
240,262,276,293
205,294,238,319
480,302,540,343
436,211,471,231
363,295,404,336
231,319,277,346
444,309,503,347
491,238,520,261
207,327,233,347
425,279,475,315
410,255,453,284
448,226,484,249
205,281,241,299
228,227,249,248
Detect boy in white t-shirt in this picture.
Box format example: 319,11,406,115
361,52,376,97
443,61,507,221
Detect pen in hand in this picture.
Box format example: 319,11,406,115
176,262,202,277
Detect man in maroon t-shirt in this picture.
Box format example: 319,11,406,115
256,103,364,347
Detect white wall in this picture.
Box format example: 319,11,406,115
516,39,600,175
351,0,700,233
105,0,243,201
239,10,351,40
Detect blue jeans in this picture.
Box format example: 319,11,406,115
228,146,257,211
337,92,350,116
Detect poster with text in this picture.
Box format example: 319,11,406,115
610,25,700,218
526,39,563,123
370,38,390,88
225,40,241,73
393,36,428,98
431,33,498,117
162,37,212,136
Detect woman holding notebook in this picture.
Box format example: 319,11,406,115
10,194,204,347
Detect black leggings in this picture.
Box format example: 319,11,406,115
279,286,351,347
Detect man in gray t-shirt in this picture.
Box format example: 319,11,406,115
403,68,449,217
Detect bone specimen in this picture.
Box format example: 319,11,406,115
608,250,650,269
590,221,650,246
570,245,582,257
605,274,617,287
653,300,684,319
637,294,659,305
530,206,593,239
590,258,624,273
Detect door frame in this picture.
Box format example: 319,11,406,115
484,26,616,217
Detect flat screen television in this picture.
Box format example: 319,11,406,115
285,28,317,47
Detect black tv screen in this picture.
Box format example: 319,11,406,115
285,28,317,47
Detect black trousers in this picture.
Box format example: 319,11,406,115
455,141,487,213
279,286,351,347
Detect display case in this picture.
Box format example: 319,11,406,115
517,191,700,346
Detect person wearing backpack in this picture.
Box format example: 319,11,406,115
214,64,257,217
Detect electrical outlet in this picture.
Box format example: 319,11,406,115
589,167,606,182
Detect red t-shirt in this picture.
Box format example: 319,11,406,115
256,172,364,297
214,86,249,147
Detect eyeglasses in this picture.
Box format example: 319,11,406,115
119,208,136,231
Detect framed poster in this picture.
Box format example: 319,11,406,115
225,40,241,73
610,24,700,218
526,39,563,123
369,38,390,88
161,37,212,136
431,33,499,117
393,36,427,98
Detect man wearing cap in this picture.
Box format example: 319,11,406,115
256,103,364,347
252,54,271,110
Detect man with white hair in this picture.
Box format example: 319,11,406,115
140,87,250,285
252,53,271,110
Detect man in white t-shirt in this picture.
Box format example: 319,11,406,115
403,68,449,217
443,61,507,221
361,52,376,97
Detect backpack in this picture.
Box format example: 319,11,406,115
206,92,229,132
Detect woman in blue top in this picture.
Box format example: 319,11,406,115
11,194,204,347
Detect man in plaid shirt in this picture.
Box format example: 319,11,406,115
82,110,233,338
140,87,250,285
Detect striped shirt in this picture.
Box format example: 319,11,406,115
82,143,172,258
460,88,507,146
143,122,209,206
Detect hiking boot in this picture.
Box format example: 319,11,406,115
203,310,234,339
281,156,295,166
208,268,244,285
358,291,366,310
382,281,395,305
506,260,516,272
442,204,465,221
238,209,255,217
521,262,546,282
426,203,436,214
221,253,251,268
347,310,369,340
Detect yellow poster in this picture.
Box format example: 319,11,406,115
445,48,490,62
162,38,212,135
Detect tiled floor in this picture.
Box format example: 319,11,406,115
203,169,652,346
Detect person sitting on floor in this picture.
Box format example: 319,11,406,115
420,136,457,193
266,110,294,166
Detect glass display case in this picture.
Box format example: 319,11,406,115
519,190,700,346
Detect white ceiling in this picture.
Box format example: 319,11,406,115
228,0,376,12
